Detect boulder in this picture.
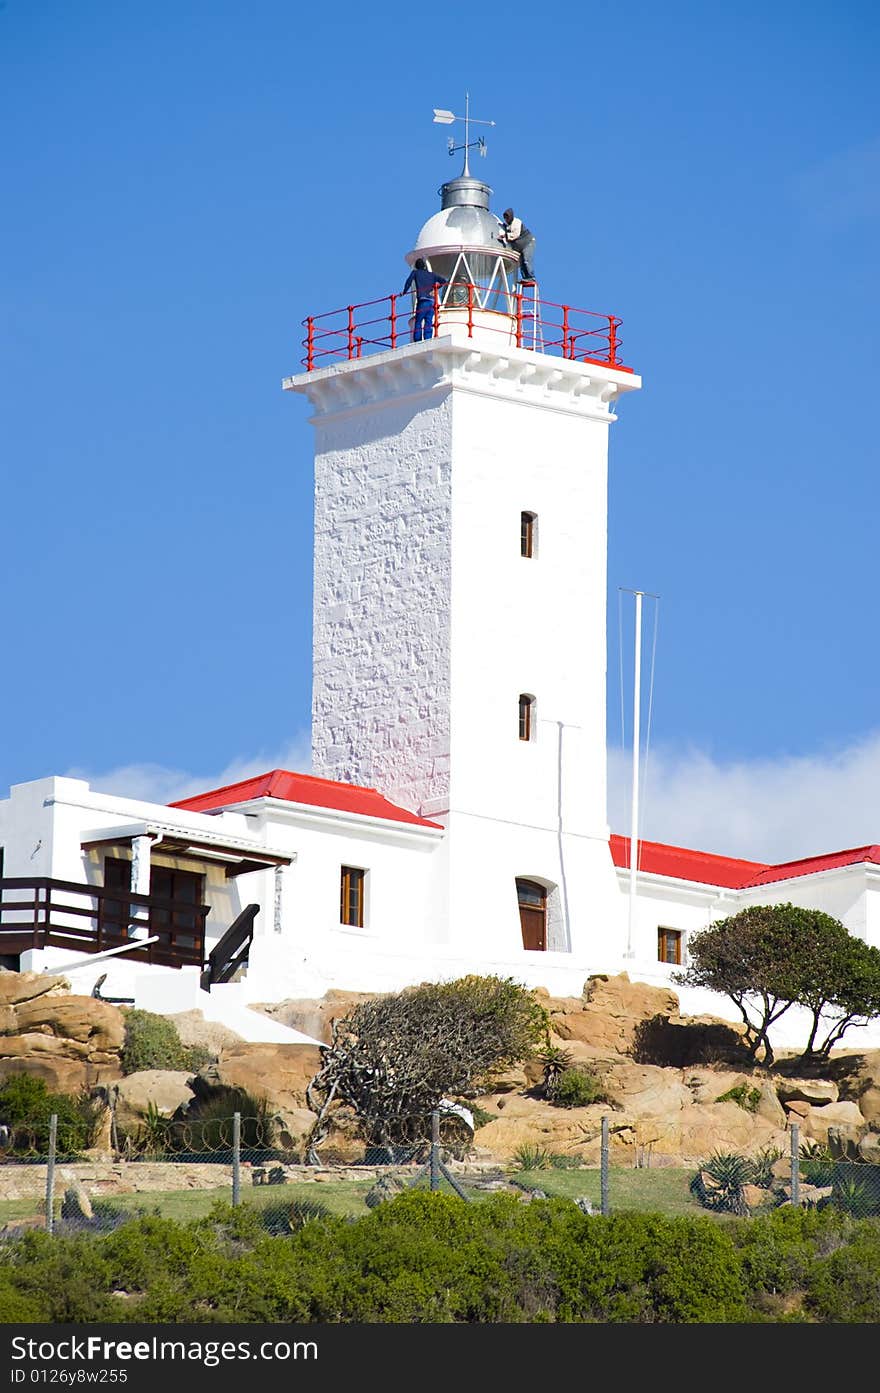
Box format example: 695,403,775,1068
112,1071,197,1129
0,971,69,1008
784,1100,812,1120
857,1132,880,1164
546,974,679,1055
0,1056,110,1093
14,996,125,1052
60,1183,93,1222
365,1173,408,1208
198,1044,323,1112
800,1101,866,1145
273,1107,317,1153
777,1079,839,1106
856,1087,880,1127
754,1082,789,1129
594,1061,692,1118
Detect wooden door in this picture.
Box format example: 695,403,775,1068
517,879,547,951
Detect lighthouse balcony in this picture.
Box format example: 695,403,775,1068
300,285,631,374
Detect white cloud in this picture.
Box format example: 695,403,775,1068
66,729,313,806
608,730,880,864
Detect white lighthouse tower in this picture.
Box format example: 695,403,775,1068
284,130,641,974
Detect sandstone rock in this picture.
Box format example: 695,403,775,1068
784,1100,812,1119
199,1044,323,1112
0,971,69,1008
755,1082,788,1129
365,1173,407,1208
683,1070,754,1105
546,974,679,1055
777,1079,839,1106
741,1184,771,1212
112,1071,197,1129
0,1056,109,1093
595,1061,692,1118
273,1107,317,1152
61,1183,93,1222
853,1086,880,1127
14,996,125,1052
858,1132,880,1163
800,1101,866,1144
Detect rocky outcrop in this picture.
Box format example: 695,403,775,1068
0,971,124,1092
198,1043,322,1112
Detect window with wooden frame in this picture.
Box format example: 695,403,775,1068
519,693,535,741
340,866,365,928
520,511,537,558
658,926,683,965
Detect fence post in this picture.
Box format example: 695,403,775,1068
232,1112,241,1207
305,317,314,371
608,316,619,367
790,1123,799,1208
45,1114,57,1235
347,306,355,360
430,1109,440,1192
466,281,473,338
600,1115,610,1216
390,294,397,350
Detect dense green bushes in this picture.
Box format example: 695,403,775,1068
120,1010,213,1075
0,1191,878,1323
0,1076,101,1156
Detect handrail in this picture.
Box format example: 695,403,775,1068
0,877,209,969
300,287,630,374
200,903,259,992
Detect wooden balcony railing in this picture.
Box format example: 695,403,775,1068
200,903,259,992
0,878,210,970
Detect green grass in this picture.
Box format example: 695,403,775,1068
0,1167,734,1227
0,1179,377,1227
510,1167,718,1218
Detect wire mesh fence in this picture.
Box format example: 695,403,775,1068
0,1112,878,1236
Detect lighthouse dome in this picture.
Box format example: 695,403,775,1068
406,175,507,266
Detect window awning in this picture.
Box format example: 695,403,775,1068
81,821,294,878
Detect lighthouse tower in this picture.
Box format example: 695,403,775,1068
284,143,641,969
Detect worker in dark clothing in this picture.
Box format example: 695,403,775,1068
402,257,447,341
498,208,536,283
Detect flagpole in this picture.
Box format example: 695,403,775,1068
626,590,643,959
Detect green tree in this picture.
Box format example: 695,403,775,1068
676,903,880,1065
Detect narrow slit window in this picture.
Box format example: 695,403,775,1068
340,866,365,928
519,693,535,741
658,926,683,965
521,511,537,558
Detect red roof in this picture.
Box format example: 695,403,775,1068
610,834,766,888
171,769,443,829
610,833,880,890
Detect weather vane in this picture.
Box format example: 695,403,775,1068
432,93,495,176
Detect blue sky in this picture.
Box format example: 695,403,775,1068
2,1,878,859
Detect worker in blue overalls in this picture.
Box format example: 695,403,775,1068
402,258,448,341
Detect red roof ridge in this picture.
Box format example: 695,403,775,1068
611,832,880,890
171,768,443,830
170,768,386,808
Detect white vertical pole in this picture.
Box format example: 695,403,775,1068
626,591,642,958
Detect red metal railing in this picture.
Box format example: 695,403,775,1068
300,286,631,373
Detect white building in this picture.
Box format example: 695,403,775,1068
2,154,879,1048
